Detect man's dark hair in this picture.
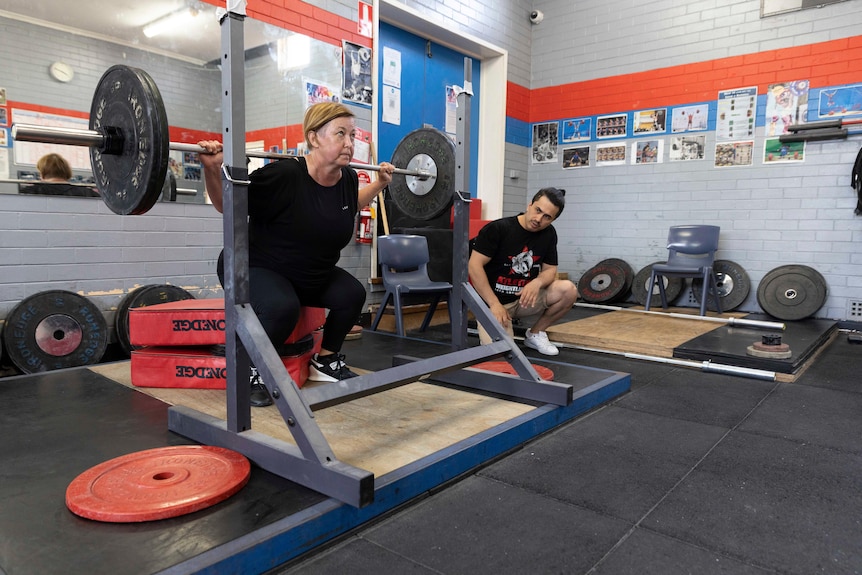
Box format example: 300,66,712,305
531,187,566,218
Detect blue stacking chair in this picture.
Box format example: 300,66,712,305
645,225,722,316
370,235,453,336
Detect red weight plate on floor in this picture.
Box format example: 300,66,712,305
66,445,250,523
472,361,554,380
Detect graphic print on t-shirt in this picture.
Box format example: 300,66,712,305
494,246,541,297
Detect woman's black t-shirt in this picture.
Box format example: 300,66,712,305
245,157,359,287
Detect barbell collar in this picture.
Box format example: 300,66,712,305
13,123,433,180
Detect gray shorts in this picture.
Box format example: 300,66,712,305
477,290,549,345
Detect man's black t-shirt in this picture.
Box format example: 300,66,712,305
472,215,559,304
245,157,359,287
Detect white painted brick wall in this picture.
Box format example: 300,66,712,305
519,1,862,320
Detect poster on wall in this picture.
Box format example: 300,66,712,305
0,87,6,105
633,109,666,134
671,104,709,133
358,1,373,38
669,135,706,161
182,152,201,181
342,41,372,105
382,85,401,125
818,83,862,118
765,80,809,136
304,79,341,107
532,122,558,163
596,113,627,139
716,87,756,142
168,152,182,180
0,128,7,148
0,107,7,127
633,139,663,164
0,148,9,178
561,118,591,142
562,146,590,169
763,138,805,163
714,141,754,168
381,46,401,126
596,142,626,166
382,46,401,88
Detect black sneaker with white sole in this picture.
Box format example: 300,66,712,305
249,366,273,407
309,352,359,382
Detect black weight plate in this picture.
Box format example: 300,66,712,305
578,261,627,303
90,65,170,215
389,128,456,220
597,258,634,302
756,264,827,321
631,262,684,307
692,259,751,311
115,284,195,356
4,290,108,373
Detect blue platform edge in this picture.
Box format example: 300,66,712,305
166,369,631,575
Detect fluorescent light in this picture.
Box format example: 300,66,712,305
142,6,199,38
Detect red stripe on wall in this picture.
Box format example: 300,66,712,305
245,125,305,151
169,127,220,145
506,82,531,123
201,0,371,48
522,36,862,122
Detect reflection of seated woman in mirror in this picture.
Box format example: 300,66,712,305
20,153,99,197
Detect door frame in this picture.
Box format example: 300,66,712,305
375,0,508,219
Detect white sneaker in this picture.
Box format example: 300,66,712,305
524,329,559,356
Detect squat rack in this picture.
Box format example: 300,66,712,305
168,3,574,508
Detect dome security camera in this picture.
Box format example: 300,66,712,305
530,10,544,24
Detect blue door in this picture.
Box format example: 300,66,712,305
378,22,480,199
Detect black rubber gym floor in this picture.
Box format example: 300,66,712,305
2,315,860,575
279,322,862,575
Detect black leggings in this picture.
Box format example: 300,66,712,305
218,253,365,354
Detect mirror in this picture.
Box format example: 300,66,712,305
0,1,349,203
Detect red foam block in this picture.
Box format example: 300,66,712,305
131,335,319,389
129,299,325,347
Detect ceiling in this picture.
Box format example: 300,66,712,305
0,0,276,64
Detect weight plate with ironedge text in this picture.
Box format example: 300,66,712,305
756,264,827,321
3,290,107,373
692,259,751,311
115,284,195,356
89,65,170,215
389,128,456,220
66,445,250,522
578,261,628,303
596,258,634,302
631,262,684,307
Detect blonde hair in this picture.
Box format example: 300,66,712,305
303,102,354,147
37,153,72,181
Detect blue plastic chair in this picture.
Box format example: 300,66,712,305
370,235,453,336
645,225,722,316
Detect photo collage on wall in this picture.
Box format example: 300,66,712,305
529,75,841,170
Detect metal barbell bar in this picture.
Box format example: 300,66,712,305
12,123,435,181
575,301,786,331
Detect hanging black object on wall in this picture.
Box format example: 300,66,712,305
851,147,862,216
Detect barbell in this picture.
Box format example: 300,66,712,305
11,65,456,219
